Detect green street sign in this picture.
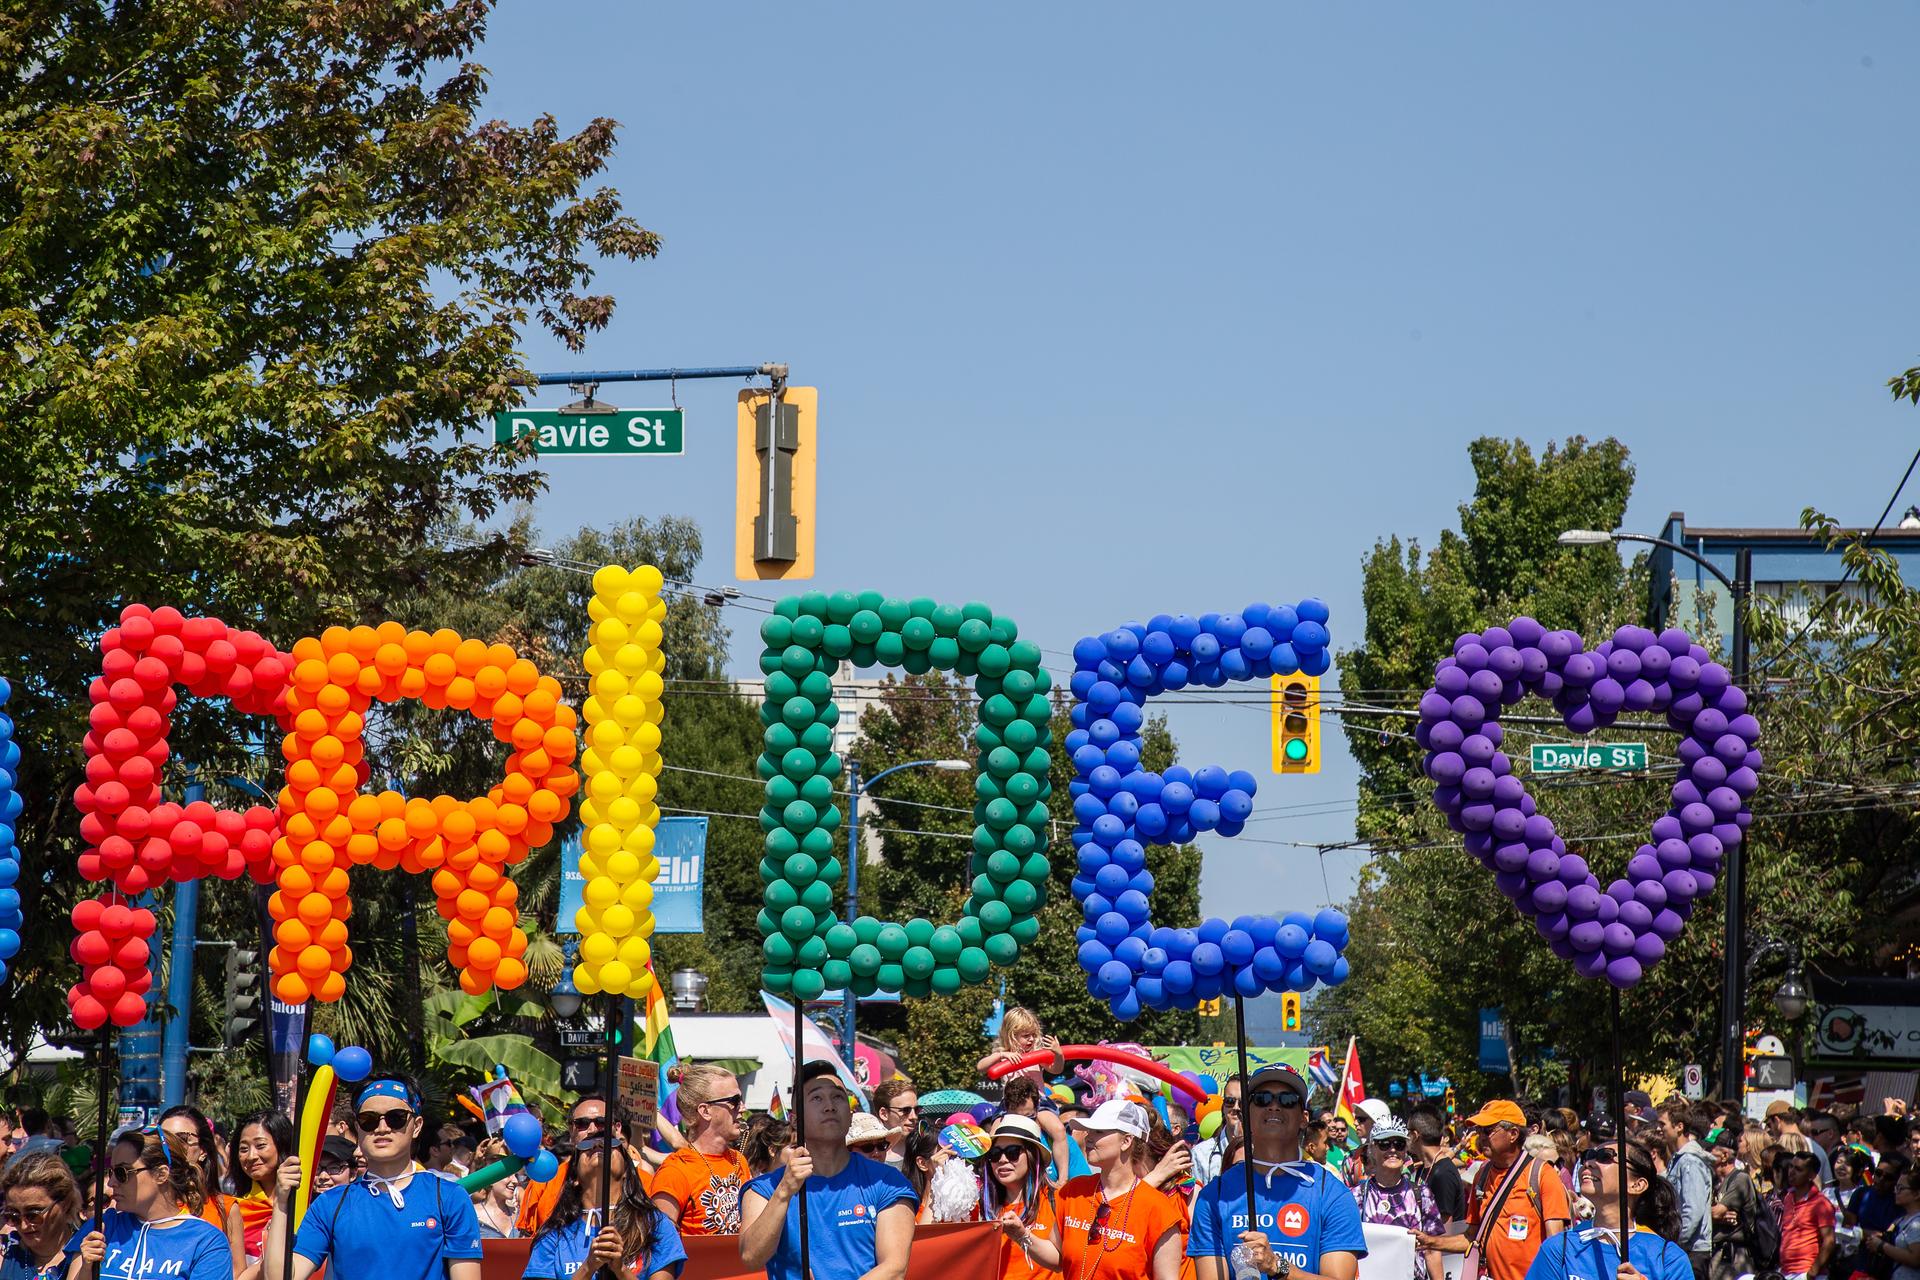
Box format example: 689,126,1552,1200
1529,742,1649,774
494,409,684,456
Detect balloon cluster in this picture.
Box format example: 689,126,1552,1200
572,565,667,1002
0,679,19,988
270,623,579,1003
756,592,1052,1001
1417,618,1760,989
1068,602,1349,1018
69,605,293,1027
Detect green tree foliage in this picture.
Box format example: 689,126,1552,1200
0,1,651,1070
845,675,1200,1087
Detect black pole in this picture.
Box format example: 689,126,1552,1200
89,1021,111,1280
1234,997,1257,1243
402,878,425,1075
1719,547,1753,1109
599,993,617,1276
1611,985,1629,1248
282,1049,303,1280
793,1000,809,1273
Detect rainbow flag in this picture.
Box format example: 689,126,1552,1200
642,958,677,1072
766,1086,786,1121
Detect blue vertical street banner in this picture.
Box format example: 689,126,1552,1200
557,817,709,935
1478,1007,1510,1073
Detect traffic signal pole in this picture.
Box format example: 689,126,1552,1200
158,781,205,1107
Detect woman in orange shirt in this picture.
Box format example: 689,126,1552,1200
650,1065,751,1236
987,1115,1062,1280
1023,1100,1185,1280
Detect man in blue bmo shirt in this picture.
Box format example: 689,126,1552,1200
739,1061,917,1280
1189,1065,1366,1280
270,1073,482,1280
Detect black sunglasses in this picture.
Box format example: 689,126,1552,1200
1087,1199,1111,1244
701,1094,745,1111
109,1162,152,1183
987,1144,1030,1163
1250,1089,1304,1110
1580,1146,1618,1166
570,1115,609,1132
1374,1139,1409,1152
355,1109,415,1132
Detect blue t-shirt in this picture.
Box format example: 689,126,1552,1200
742,1154,918,1280
523,1216,687,1280
1522,1225,1693,1280
1188,1162,1369,1273
293,1172,483,1280
66,1210,230,1280
0,1238,69,1280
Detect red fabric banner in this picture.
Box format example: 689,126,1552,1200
481,1220,1000,1280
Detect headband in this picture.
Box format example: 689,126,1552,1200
356,1079,419,1109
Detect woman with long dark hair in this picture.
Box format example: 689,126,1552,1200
523,1138,686,1280
1523,1140,1692,1280
227,1110,293,1280
158,1107,231,1242
985,1116,1058,1280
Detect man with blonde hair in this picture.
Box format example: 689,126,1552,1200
652,1064,751,1235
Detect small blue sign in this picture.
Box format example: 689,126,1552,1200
557,817,708,935
1478,1007,1509,1073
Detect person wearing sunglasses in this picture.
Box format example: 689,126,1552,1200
986,1115,1060,1280
1189,1065,1366,1280
1354,1119,1444,1280
517,1096,646,1236
740,1060,917,1280
1040,1098,1184,1280
525,1137,685,1280
1522,1141,1691,1280
651,1065,752,1236
1416,1101,1568,1280
0,1152,81,1280
268,1073,481,1280
71,1131,229,1280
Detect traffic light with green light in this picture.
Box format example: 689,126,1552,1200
1281,991,1302,1032
1272,674,1321,774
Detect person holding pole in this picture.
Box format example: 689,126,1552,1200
739,1061,916,1280
1188,1065,1366,1280
269,1073,482,1280
1520,1140,1692,1280
68,1131,231,1280
523,1138,686,1280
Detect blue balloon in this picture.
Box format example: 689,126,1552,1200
1221,929,1256,966
1077,939,1113,970
1275,923,1309,958
331,1045,374,1083
1302,939,1338,976
528,1150,560,1183
307,1034,336,1067
1312,909,1350,948
1098,960,1133,996
502,1112,544,1159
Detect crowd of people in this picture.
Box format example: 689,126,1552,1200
0,1017,1915,1280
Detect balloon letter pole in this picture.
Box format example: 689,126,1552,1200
573,566,667,1252
757,590,1056,1276
1068,601,1351,1243
1418,618,1758,1236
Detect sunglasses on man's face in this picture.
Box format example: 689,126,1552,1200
701,1094,744,1112
1249,1090,1303,1110
318,1161,351,1178
570,1116,608,1132
356,1109,415,1133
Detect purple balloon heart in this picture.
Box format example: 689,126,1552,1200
1417,618,1760,989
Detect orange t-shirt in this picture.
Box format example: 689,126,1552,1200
1055,1177,1185,1280
994,1194,1062,1280
650,1147,750,1236
1465,1157,1570,1280
516,1156,654,1235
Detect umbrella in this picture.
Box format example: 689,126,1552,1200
916,1089,987,1120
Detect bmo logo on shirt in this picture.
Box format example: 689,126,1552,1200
835,1202,876,1229
1277,1205,1311,1239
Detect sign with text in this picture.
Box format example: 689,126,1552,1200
1814,999,1920,1064
494,409,684,456
1529,741,1648,774
1478,1007,1510,1073
616,1055,659,1133
651,817,708,933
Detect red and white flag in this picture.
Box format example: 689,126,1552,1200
1333,1037,1366,1124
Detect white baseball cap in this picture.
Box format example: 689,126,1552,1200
1355,1098,1392,1126
1067,1098,1150,1140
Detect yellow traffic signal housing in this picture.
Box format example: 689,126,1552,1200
1197,997,1222,1017
735,386,817,580
1271,673,1321,774
1281,991,1302,1032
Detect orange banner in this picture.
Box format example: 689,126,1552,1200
481,1221,1000,1280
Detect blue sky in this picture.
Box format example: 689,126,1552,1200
473,4,1920,945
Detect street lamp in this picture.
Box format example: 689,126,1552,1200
840,758,971,1054
549,938,584,1018
1558,526,1755,1106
